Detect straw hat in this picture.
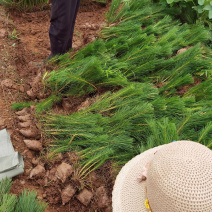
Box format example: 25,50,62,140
112,140,212,212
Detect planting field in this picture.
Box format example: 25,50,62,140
0,0,212,211
0,2,113,211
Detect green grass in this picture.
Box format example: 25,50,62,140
0,0,48,10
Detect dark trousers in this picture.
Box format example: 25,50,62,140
49,0,80,56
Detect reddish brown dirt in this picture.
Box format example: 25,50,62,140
177,76,202,95
0,3,114,212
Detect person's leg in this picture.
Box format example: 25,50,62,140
49,0,64,56
49,0,81,57
64,0,81,52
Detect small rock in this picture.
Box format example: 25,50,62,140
1,79,13,88
20,180,25,185
80,24,86,30
37,195,43,200
0,29,6,38
96,186,110,209
177,46,191,55
27,89,37,99
77,189,93,206
31,157,39,165
57,153,63,160
19,85,25,93
61,185,76,205
85,22,91,28
62,98,72,111
28,61,43,68
30,165,45,178
72,40,82,50
24,140,42,151
55,162,73,183
90,24,99,30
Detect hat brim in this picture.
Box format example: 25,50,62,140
112,145,165,212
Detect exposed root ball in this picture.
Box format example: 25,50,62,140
31,157,40,165
18,120,32,128
15,107,30,116
177,46,191,55
18,114,32,122
77,189,93,206
96,186,110,209
20,127,39,138
27,72,42,99
55,162,73,183
24,140,42,151
61,185,76,205
30,165,45,178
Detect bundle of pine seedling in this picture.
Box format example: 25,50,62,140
37,0,212,176
44,0,212,103
42,83,212,176
0,178,47,212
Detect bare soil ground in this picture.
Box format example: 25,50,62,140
0,3,114,211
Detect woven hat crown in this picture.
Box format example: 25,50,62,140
146,141,212,212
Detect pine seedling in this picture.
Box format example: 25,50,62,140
0,194,17,212
45,55,128,96
0,178,13,203
11,102,35,110
43,84,157,173
177,107,212,142
183,78,212,101
197,122,212,146
36,95,61,113
15,190,47,212
139,118,179,153
0,178,47,212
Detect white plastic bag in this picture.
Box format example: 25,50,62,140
0,129,24,181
